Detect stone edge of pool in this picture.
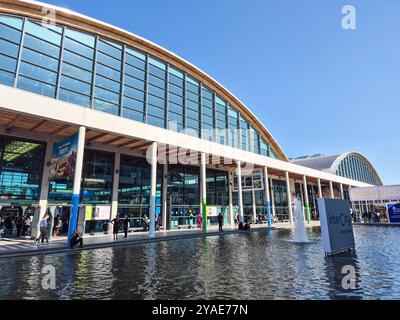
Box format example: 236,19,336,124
0,226,285,260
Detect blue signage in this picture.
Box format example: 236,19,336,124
387,203,400,223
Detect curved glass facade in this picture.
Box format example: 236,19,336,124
336,154,380,185
0,13,279,159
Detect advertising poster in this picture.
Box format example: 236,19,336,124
48,134,78,181
387,203,400,223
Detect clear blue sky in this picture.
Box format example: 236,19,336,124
44,0,399,184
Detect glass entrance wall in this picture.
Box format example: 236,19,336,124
117,154,162,230
168,164,199,229
232,190,253,223
81,149,114,204
271,179,289,222
206,170,229,225
0,135,45,238
0,135,45,205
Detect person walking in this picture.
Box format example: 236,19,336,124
111,216,120,240
122,214,129,239
35,215,49,244
217,212,224,232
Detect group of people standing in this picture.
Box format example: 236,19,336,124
0,214,32,238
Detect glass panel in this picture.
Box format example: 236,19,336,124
0,23,21,44
0,54,17,73
95,74,121,93
0,15,23,30
64,37,94,59
65,28,95,47
98,38,122,59
97,52,121,71
124,75,145,91
24,34,60,58
60,75,91,95
21,48,59,71
25,20,62,45
59,88,91,107
63,50,93,71
0,69,14,86
62,63,92,83
126,46,146,61
94,86,120,104
17,76,56,98
93,99,119,115
124,85,145,101
19,61,57,85
149,56,166,70
0,38,19,57
123,96,144,112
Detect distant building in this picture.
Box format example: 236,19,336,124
291,152,382,186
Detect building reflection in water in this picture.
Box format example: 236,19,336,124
324,252,363,300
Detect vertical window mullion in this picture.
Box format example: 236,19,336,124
183,72,187,130
119,44,126,117
55,25,66,99
199,85,203,139
13,17,27,88
144,53,149,123
90,35,99,109
165,64,169,129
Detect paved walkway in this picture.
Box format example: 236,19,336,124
0,221,321,259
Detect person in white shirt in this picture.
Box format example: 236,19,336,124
35,215,49,244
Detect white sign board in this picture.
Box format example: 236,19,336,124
318,198,355,255
93,206,111,220
349,185,400,202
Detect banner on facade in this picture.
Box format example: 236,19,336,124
233,171,264,192
349,185,400,202
387,203,400,224
48,134,78,181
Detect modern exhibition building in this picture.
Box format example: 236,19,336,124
0,0,382,239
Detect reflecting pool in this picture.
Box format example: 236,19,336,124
0,225,399,300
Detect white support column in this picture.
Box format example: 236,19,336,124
285,171,294,225
270,177,276,218
228,171,234,227
33,138,54,239
68,126,86,244
162,163,168,231
303,175,311,224
149,142,158,238
264,167,272,226
317,178,322,198
340,183,345,200
329,181,334,199
237,161,244,224
110,151,120,221
252,189,257,223
200,152,207,232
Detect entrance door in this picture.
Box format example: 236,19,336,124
47,206,72,237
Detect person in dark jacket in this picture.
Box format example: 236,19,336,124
122,215,129,238
70,230,83,248
111,217,120,240
217,213,224,232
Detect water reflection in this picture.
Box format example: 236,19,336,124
0,226,400,300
